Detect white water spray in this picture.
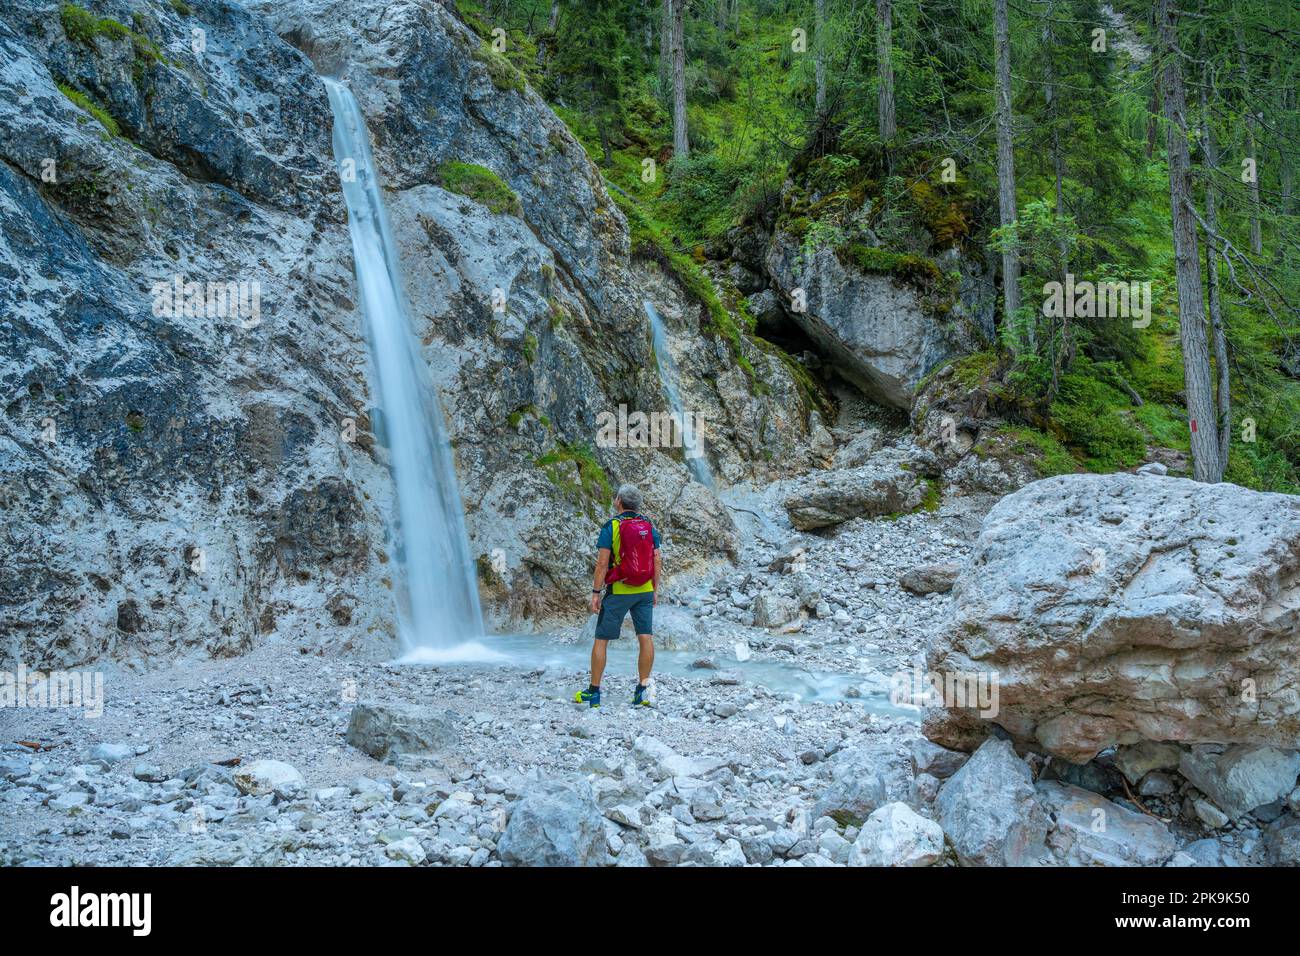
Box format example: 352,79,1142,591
643,300,714,487
325,79,488,657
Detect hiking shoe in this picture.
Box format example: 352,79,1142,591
573,686,600,709
631,683,653,707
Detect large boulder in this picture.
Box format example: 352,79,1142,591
925,474,1300,763
1112,741,1185,785
497,778,607,867
1264,816,1300,866
631,736,724,781
1178,745,1300,819
232,760,306,797
814,738,916,823
898,562,962,596
783,460,926,531
849,802,946,867
935,738,1048,866
1038,781,1178,866
752,592,800,629
345,702,461,761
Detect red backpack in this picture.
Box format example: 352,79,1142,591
606,516,656,587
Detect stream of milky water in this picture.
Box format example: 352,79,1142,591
326,79,492,662
644,300,714,487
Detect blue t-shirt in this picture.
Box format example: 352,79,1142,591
597,512,661,594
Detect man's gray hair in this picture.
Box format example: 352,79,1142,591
615,483,643,512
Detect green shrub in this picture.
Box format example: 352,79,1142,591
1133,402,1190,451
436,161,521,216
547,297,567,330
1050,372,1146,471
60,4,128,45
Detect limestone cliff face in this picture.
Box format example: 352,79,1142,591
0,0,817,667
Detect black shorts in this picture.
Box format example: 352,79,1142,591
595,590,654,640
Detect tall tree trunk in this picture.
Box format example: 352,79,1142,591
1200,62,1231,475
1235,25,1263,255
1043,2,1070,389
548,0,560,31
815,0,827,114
877,0,896,139
993,0,1021,342
659,0,673,96
672,0,689,159
1282,87,1295,216
1144,9,1160,159
1157,0,1220,483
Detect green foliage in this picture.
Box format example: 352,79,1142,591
508,404,548,430
56,82,119,137
950,351,1001,390
536,441,613,514
60,4,128,45
1133,402,1190,452
547,297,567,330
472,41,526,94
456,0,1298,494
919,479,942,512
61,2,168,87
436,161,521,216
987,426,1078,478
660,152,758,243
1049,369,1146,471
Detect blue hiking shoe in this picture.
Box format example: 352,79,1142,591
631,683,653,707
573,686,600,709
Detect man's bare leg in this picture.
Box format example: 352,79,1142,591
590,639,608,689
636,634,654,685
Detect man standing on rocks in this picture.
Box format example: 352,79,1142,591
574,484,662,709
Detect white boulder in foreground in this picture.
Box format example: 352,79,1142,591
849,802,945,867
925,473,1300,762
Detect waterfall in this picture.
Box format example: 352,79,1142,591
643,300,714,488
324,79,491,659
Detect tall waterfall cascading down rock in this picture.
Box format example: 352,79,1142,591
324,79,492,660
644,301,714,488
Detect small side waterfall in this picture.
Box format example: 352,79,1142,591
644,300,714,488
324,79,491,659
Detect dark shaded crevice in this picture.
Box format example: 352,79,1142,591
751,303,821,358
